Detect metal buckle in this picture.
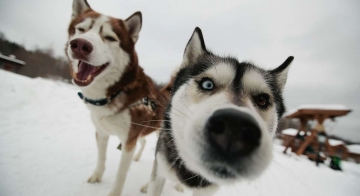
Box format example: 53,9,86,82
142,97,148,105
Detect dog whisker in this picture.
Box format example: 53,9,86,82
140,119,171,123
172,109,191,120
164,138,174,147
146,85,192,120
181,173,200,182
117,119,173,131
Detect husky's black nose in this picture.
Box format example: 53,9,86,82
206,109,261,156
70,38,93,57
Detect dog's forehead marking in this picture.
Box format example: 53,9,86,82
102,23,118,38
90,15,109,32
202,63,235,86
242,69,271,94
75,15,109,32
75,18,92,29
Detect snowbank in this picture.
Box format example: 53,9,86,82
282,128,298,136
348,145,360,154
286,104,350,116
0,70,359,196
328,139,345,146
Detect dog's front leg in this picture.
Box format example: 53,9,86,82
147,160,166,196
88,132,109,183
148,176,165,196
133,137,146,161
108,143,136,196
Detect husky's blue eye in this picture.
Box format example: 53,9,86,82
200,79,214,90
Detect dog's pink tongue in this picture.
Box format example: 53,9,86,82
76,61,97,80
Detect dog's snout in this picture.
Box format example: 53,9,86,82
206,109,261,156
70,38,93,57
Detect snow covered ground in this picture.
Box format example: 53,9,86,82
1,70,360,196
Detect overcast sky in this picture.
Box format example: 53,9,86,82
1,0,359,142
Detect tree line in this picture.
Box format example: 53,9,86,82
0,32,71,83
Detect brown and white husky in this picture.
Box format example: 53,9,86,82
65,0,169,195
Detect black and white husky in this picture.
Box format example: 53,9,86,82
145,27,294,196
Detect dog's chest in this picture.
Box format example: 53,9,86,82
156,153,179,182
91,110,131,138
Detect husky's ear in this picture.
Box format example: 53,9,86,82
270,56,294,91
182,27,206,66
124,12,142,43
72,0,91,19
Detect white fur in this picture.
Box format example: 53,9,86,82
68,15,130,102
242,69,272,95
88,133,109,183
146,153,187,195
205,63,235,86
133,137,146,161
242,68,279,136
148,61,281,196
192,185,219,196
182,30,204,66
124,13,142,43
108,147,136,196
162,62,273,196
89,110,134,196
274,62,292,91
149,27,291,195
67,4,143,196
72,0,90,19
156,153,179,181
171,87,273,184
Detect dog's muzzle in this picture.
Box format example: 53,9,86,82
206,108,261,158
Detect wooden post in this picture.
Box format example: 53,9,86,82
283,118,307,154
296,129,317,155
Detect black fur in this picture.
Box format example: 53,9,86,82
156,105,212,188
156,27,292,188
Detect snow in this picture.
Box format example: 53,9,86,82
296,104,350,110
282,128,298,136
348,145,360,154
1,70,360,196
286,104,350,117
328,139,345,146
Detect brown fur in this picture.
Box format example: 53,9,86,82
67,8,174,152
66,2,177,194
124,78,170,151
68,9,100,36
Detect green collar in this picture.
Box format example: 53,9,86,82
77,90,122,106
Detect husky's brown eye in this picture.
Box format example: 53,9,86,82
254,93,270,109
77,28,85,32
105,36,116,42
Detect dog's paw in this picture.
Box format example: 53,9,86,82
87,173,102,183
108,189,121,196
174,183,184,192
140,182,148,193
133,156,140,162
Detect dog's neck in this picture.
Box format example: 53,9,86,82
160,111,213,188
79,51,153,113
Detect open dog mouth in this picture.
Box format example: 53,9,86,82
72,61,109,86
